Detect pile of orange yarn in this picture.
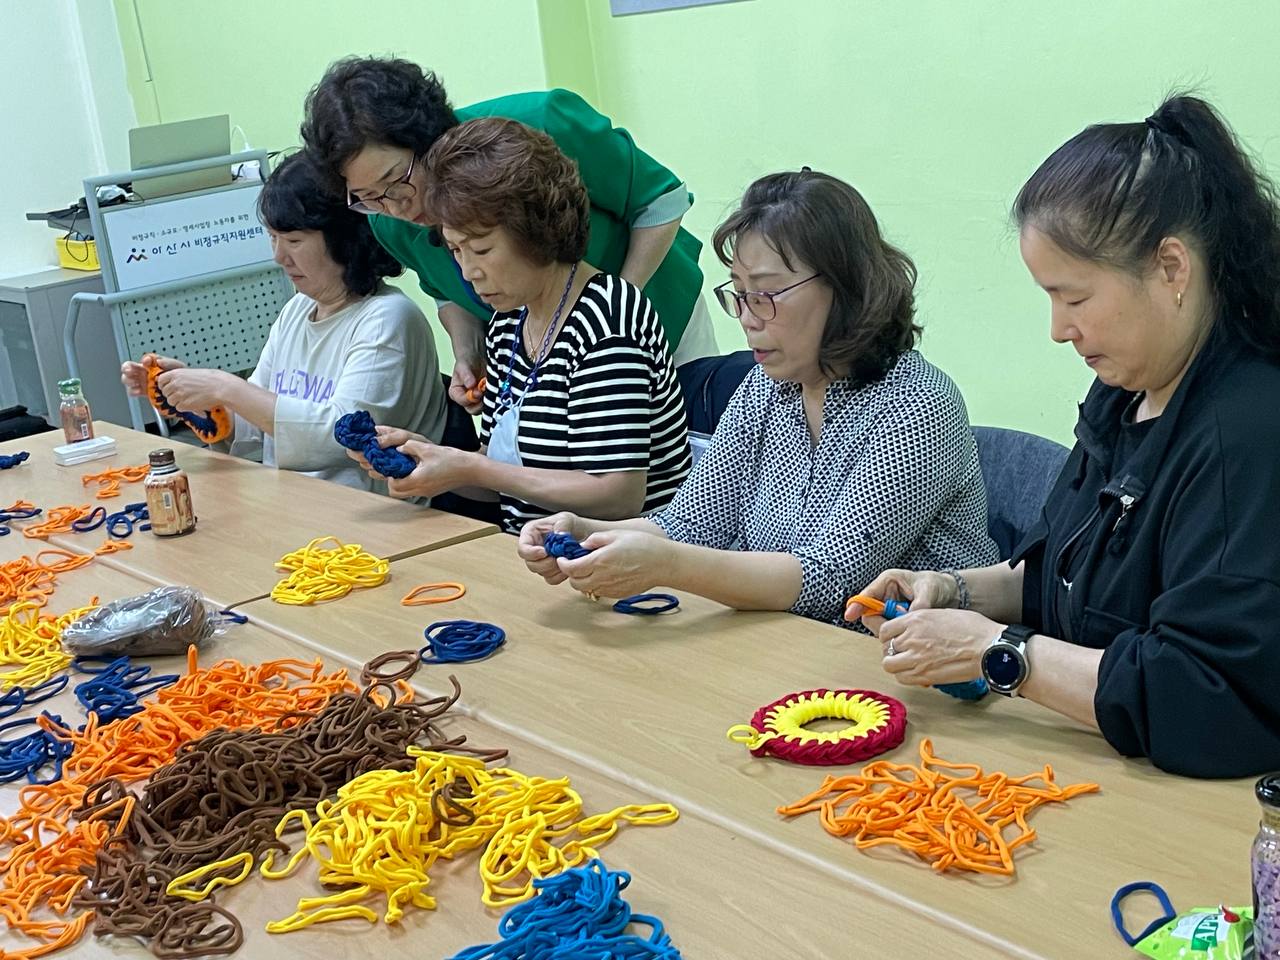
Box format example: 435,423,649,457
778,737,1099,876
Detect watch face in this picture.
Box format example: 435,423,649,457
984,646,1024,689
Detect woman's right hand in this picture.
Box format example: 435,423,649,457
120,355,184,397
846,569,959,634
448,358,486,415
518,512,585,585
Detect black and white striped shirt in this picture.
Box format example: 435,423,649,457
479,272,691,533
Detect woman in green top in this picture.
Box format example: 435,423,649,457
302,56,717,413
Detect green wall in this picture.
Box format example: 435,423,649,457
112,0,549,374
115,0,1280,443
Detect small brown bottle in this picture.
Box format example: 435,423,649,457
143,448,196,536
58,378,94,444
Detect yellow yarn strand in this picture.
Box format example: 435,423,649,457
0,599,95,690
165,851,254,901
270,536,390,605
261,749,678,932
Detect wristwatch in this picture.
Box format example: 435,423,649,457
980,624,1035,697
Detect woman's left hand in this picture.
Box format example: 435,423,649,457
556,530,669,600
875,609,1005,687
155,368,236,411
386,439,472,499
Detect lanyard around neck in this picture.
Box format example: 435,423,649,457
498,262,579,407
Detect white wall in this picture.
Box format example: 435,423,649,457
0,0,135,278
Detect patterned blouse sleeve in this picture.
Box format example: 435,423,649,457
650,372,757,548
792,376,976,622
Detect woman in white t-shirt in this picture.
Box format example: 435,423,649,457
120,151,447,493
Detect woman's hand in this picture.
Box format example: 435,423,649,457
374,424,426,448
121,356,183,397
155,368,235,411
517,513,587,585
448,357,485,415
345,425,430,480
385,439,473,499
845,568,959,634
555,530,670,600
876,609,1005,688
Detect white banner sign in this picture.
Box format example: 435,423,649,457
102,185,272,291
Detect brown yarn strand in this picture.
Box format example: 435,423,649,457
74,659,506,958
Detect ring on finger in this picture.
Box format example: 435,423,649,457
886,639,896,657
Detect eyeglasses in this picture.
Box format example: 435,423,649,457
347,153,419,215
714,274,820,322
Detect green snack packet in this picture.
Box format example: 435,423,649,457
1113,882,1254,959
1134,906,1254,959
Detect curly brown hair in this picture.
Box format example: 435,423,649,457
422,117,589,265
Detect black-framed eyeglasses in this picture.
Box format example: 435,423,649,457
347,153,419,215
714,274,820,322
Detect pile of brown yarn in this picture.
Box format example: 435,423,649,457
75,671,506,958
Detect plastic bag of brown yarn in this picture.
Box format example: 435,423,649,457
61,585,226,657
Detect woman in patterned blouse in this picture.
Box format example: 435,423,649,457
518,169,998,626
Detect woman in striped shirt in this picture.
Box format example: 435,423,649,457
349,118,690,533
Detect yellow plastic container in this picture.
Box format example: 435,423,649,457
56,236,100,271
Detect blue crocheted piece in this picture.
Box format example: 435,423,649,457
333,411,416,479
543,531,592,560
0,451,29,470
449,860,682,960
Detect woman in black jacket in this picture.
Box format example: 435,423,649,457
848,94,1280,778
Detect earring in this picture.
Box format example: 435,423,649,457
1176,290,1183,309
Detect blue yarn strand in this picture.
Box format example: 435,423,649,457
71,506,108,533
0,714,73,784
0,676,69,721
73,656,179,725
613,594,680,616
0,504,41,536
333,411,416,479
0,451,29,470
419,620,506,664
449,860,682,960
105,502,150,538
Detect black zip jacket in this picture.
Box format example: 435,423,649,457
1011,325,1280,778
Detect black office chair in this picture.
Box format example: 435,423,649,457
676,351,756,436
971,425,1071,560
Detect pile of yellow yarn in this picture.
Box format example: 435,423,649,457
270,536,390,605
237,749,679,931
0,599,95,689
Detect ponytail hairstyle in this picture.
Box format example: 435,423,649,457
1013,93,1280,359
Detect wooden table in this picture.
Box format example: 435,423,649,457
0,562,1007,959
0,424,498,607
238,535,1258,959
